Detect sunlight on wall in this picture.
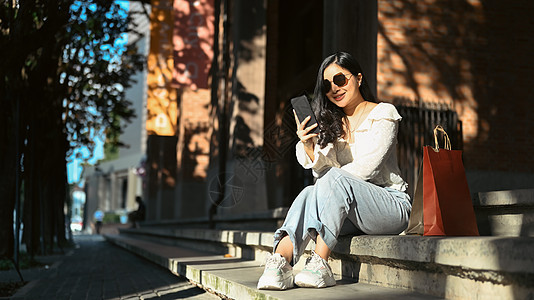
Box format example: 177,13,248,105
376,0,487,144
146,0,178,136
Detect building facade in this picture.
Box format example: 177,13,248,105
83,1,151,228
86,0,534,227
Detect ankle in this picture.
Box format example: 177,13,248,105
313,250,330,261
274,251,292,265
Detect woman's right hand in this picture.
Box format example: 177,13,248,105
293,110,318,152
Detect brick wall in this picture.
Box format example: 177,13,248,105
178,88,211,181
377,0,534,173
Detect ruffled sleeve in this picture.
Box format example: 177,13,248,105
342,103,402,181
358,102,402,131
296,137,340,177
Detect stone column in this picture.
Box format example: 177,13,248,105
323,0,378,95
216,0,269,216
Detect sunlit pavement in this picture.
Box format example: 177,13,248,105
8,234,220,299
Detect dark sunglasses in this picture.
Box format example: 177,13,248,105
323,72,353,92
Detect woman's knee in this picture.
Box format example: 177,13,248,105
286,185,314,213
318,167,344,181
315,168,353,197
295,185,314,203
314,168,342,191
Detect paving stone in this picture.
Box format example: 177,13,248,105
6,234,219,300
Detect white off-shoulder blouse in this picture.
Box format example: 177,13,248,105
295,102,408,192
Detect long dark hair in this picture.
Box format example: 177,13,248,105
312,52,377,148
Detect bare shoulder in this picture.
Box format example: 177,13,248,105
368,101,379,109
374,102,397,113
369,102,402,121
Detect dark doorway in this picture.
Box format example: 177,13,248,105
121,178,127,209
265,0,324,208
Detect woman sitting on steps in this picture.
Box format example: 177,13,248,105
257,52,412,290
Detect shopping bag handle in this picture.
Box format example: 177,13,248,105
433,125,451,151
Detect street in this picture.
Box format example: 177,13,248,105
8,235,219,300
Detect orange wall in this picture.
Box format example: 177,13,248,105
147,0,178,136
377,0,534,172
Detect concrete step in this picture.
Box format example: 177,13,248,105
474,189,534,236
118,227,534,299
139,188,534,237
104,234,440,300
138,188,534,237
141,208,288,232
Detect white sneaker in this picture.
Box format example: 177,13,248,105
257,253,294,290
294,251,336,288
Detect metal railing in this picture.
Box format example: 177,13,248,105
395,99,463,199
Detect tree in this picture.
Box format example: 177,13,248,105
62,1,145,157
0,0,73,259
0,0,145,257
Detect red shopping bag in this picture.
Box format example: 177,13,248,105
406,125,479,236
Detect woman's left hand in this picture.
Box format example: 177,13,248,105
294,110,318,160
293,110,318,146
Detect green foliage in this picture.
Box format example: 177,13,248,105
103,142,120,162
0,252,45,271
0,0,75,260
1,0,145,155
0,0,146,257
103,212,122,224
102,113,122,161
0,282,27,298
62,1,145,158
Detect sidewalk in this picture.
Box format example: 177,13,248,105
1,234,219,300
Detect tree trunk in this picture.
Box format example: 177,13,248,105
0,90,17,258
0,143,16,258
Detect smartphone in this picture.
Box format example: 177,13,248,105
291,95,320,134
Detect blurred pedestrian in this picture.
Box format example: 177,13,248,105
128,196,146,228
93,209,104,234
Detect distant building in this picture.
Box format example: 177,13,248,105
83,1,151,228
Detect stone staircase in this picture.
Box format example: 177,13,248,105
474,189,534,237
105,189,534,299
105,233,440,299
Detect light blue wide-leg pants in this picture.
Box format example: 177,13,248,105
273,167,411,264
